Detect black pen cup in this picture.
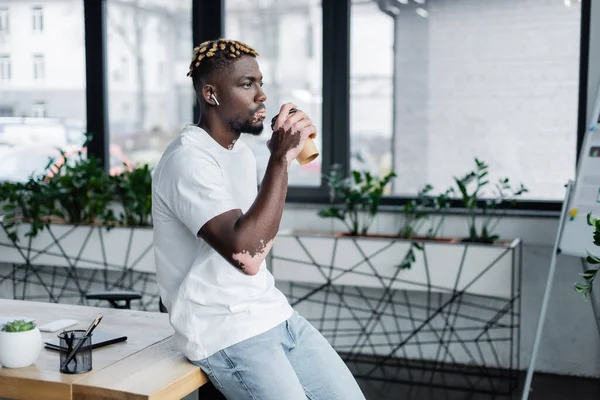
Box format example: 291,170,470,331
58,329,93,374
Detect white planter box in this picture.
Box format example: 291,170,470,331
270,229,522,393
272,230,520,299
0,222,155,274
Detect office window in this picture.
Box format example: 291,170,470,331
31,101,46,118
225,0,323,186
350,0,582,201
0,55,10,81
306,23,314,59
157,61,164,86
107,0,193,170
0,1,86,183
32,6,43,31
33,54,45,80
0,8,9,33
0,106,13,116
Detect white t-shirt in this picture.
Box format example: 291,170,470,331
151,124,293,361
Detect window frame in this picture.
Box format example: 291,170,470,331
31,101,46,118
0,54,9,82
32,6,43,32
82,0,590,214
0,8,9,33
33,54,44,81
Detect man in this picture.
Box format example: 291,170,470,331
151,39,365,399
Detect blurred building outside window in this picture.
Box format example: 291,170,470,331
225,0,323,187
106,0,193,172
0,0,87,183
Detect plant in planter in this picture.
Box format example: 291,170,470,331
0,132,120,241
397,184,454,269
398,183,454,240
0,319,42,368
0,178,51,242
113,163,153,227
273,162,524,388
453,158,528,244
0,132,157,307
0,132,154,240
574,212,600,299
43,141,118,227
317,164,396,236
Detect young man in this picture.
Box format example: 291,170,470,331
151,39,365,399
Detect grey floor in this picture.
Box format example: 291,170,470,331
355,373,600,400
184,371,600,399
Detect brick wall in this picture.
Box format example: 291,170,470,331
393,0,581,200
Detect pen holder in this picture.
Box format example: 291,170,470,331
58,329,92,374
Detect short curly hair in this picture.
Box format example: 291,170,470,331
188,39,258,77
188,39,259,115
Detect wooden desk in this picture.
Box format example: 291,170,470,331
0,300,207,399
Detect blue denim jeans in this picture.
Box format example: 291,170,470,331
190,311,366,400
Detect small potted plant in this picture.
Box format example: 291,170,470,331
0,319,42,368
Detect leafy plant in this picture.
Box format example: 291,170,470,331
1,319,36,332
114,164,153,226
453,158,527,243
43,135,118,226
398,184,454,239
395,184,454,270
0,132,154,242
398,241,423,269
0,178,53,242
318,164,396,236
574,212,600,299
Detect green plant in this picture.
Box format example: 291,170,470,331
0,132,155,242
453,158,527,243
1,319,36,332
574,212,600,299
114,164,153,226
44,148,117,226
0,178,52,242
318,164,396,236
398,184,454,239
396,184,454,270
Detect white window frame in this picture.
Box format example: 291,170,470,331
0,55,10,82
32,6,43,32
33,54,45,80
0,8,9,33
0,106,13,117
31,101,46,118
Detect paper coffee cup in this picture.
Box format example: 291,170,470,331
271,107,319,166
296,138,319,166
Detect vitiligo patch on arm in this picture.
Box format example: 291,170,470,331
232,238,274,274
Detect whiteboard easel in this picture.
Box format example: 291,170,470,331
521,181,572,400
522,82,600,399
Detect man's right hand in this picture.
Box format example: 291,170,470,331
267,103,317,166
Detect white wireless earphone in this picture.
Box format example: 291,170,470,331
211,94,220,106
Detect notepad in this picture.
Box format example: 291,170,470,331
44,330,127,352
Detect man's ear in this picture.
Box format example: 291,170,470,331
202,85,219,106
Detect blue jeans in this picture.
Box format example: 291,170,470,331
190,311,366,399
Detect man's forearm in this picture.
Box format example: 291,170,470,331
230,154,289,273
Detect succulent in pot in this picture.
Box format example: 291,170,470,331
0,319,42,368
